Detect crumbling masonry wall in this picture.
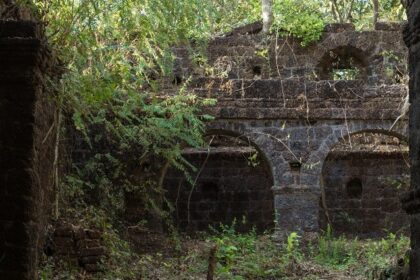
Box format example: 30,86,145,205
172,22,410,238
50,223,106,273
0,21,57,279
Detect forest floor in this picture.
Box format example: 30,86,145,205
39,224,410,280
128,225,409,280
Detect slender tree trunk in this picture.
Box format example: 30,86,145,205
262,0,273,34
331,1,339,22
346,0,355,23
332,0,344,23
207,245,218,280
373,0,379,29
53,107,62,219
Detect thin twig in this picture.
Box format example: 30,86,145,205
187,136,215,227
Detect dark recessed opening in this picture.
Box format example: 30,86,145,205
172,75,183,85
201,182,219,200
289,162,302,172
346,178,363,198
317,46,368,80
252,65,262,76
290,162,302,184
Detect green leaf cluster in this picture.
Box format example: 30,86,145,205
273,0,326,46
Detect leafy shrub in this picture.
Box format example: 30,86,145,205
360,233,410,279
283,232,303,262
314,225,357,268
272,0,325,46
208,221,283,279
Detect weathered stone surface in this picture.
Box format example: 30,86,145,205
324,23,355,33
320,151,410,237
375,21,405,31
403,1,420,278
51,222,106,273
0,19,57,280
168,22,410,239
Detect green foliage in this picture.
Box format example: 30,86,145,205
38,257,82,280
273,0,325,46
208,221,283,279
38,218,411,279
100,225,143,279
62,91,214,221
381,50,408,84
314,225,357,268
23,0,224,224
317,0,406,29
358,233,410,279
38,261,54,280
333,68,360,80
247,151,260,167
380,0,406,21
210,221,257,275
205,0,261,34
285,232,303,261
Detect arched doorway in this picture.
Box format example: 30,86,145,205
164,133,274,233
319,131,410,237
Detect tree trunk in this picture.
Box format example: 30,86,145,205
207,245,218,280
331,0,344,23
373,0,379,29
262,0,273,34
346,0,355,23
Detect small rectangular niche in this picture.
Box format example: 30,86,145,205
289,162,302,172
289,162,302,185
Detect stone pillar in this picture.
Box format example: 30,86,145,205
402,2,420,279
0,21,56,279
273,184,320,240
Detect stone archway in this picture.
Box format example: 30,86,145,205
164,132,275,233
301,122,408,188
268,123,409,238
319,131,410,237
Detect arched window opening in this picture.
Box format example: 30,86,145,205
317,46,368,80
